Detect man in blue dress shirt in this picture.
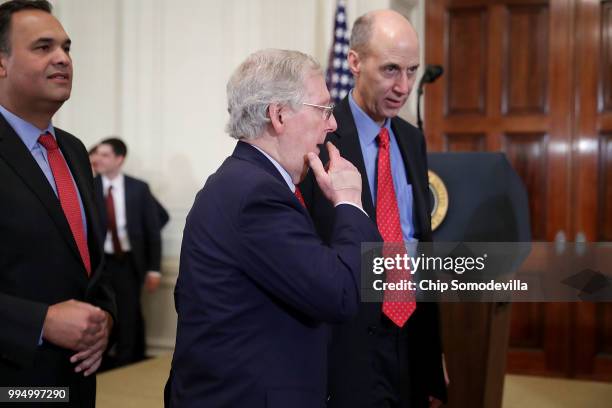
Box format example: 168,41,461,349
0,2,115,406
301,10,447,408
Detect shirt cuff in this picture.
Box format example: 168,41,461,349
334,201,368,216
147,271,161,277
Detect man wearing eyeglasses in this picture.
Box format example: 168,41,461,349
301,10,447,408
165,48,380,408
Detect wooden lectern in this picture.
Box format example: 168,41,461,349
427,153,530,408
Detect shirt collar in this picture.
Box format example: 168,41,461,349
0,104,55,151
102,173,124,193
249,144,295,192
348,90,391,146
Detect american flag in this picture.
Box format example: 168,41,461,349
326,0,354,105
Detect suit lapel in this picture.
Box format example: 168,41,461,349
124,175,135,236
233,141,288,187
0,117,85,268
55,130,104,277
233,141,311,216
333,98,431,240
391,118,430,240
94,176,107,230
92,174,109,275
331,98,376,220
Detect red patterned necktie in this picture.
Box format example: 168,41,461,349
106,185,124,257
376,127,415,327
38,132,91,275
294,186,306,207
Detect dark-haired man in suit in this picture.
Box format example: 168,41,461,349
301,9,447,408
0,1,115,406
94,137,163,368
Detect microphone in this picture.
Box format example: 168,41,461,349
416,65,444,133
420,65,444,85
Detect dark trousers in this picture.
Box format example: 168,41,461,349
329,314,427,408
367,316,420,408
104,253,145,369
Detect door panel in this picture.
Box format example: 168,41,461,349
426,0,611,380
572,0,612,382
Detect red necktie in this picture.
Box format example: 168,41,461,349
106,185,124,257
376,128,415,327
38,132,91,276
294,186,306,207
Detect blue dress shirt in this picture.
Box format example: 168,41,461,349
0,104,90,345
348,91,416,242
0,104,88,235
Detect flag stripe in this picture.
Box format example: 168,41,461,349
326,0,354,104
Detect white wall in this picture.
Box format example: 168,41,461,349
50,0,424,354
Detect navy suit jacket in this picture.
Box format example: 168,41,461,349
166,141,380,408
0,114,115,407
94,174,162,282
300,97,447,407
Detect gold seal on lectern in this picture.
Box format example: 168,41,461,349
428,170,448,231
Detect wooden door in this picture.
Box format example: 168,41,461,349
425,0,612,380
572,0,612,381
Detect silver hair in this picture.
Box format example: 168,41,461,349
225,48,322,140
349,12,375,54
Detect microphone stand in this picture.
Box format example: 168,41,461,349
416,65,443,133
417,82,425,133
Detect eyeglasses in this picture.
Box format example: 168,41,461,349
302,102,335,121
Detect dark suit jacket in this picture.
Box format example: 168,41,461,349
155,197,170,229
166,141,380,408
94,174,162,282
300,97,447,407
0,114,116,406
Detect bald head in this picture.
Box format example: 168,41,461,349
349,9,418,56
347,10,420,124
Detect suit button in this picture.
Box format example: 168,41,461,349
367,326,377,335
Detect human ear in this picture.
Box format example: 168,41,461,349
268,103,285,133
347,50,361,78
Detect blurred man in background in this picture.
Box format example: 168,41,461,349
94,137,164,368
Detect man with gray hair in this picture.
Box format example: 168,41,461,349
165,48,380,408
301,10,447,408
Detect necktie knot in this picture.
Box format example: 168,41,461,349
294,186,306,208
377,128,390,149
38,132,58,151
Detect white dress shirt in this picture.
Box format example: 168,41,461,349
102,174,161,277
102,174,131,253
